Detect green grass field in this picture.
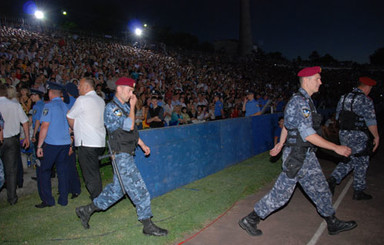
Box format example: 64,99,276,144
0,152,281,245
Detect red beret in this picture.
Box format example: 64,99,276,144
297,66,322,77
359,77,376,86
115,77,136,87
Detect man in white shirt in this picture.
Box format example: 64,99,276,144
0,84,30,205
67,78,106,200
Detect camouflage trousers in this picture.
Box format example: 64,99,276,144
331,131,370,191
93,153,153,220
254,148,334,219
331,155,369,191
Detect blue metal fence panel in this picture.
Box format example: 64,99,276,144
134,113,282,198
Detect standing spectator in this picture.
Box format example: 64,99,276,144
0,112,4,189
242,90,261,117
327,77,380,200
0,84,29,205
75,77,168,236
35,82,71,208
163,98,174,126
19,86,32,114
67,78,106,200
146,96,164,128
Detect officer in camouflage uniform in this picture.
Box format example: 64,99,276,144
328,77,380,200
75,77,168,237
239,66,357,237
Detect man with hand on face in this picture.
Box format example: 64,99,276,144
239,67,357,237
75,77,168,237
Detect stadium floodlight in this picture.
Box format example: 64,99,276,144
62,11,67,16
135,28,143,37
34,10,45,20
143,24,148,28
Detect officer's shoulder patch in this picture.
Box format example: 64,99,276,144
43,108,49,116
113,107,122,117
301,107,311,118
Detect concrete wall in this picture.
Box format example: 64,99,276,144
134,113,282,198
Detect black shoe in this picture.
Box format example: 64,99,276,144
141,219,168,236
35,202,54,208
324,215,357,235
353,190,372,200
76,203,100,229
71,193,80,199
17,183,23,188
31,176,37,181
9,197,18,205
327,176,336,196
238,211,262,236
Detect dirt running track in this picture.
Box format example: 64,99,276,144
178,143,384,245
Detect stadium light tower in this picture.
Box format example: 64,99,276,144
34,10,45,20
135,28,143,37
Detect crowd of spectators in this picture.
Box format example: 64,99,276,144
0,23,383,130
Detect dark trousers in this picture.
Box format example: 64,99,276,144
38,143,70,206
0,135,20,204
78,146,105,200
68,147,81,195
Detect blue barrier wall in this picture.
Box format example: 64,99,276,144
134,113,282,198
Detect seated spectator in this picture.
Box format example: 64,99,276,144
181,107,192,124
135,99,144,130
169,105,186,126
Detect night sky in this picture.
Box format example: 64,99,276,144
1,0,383,63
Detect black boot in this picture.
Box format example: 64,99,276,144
353,190,372,200
324,215,357,235
75,202,100,229
238,210,262,236
141,218,168,236
327,176,336,195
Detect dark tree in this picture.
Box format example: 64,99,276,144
370,48,384,65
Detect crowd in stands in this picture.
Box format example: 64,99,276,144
1,23,383,130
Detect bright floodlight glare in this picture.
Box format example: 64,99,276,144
144,24,148,28
62,11,67,15
34,10,44,19
135,28,143,36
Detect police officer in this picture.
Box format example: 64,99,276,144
35,82,71,208
242,90,261,116
30,89,44,191
327,77,380,200
238,67,357,236
213,92,225,120
75,77,168,236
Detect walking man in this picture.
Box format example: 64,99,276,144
238,67,357,236
327,77,379,200
76,77,168,236
67,77,106,200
